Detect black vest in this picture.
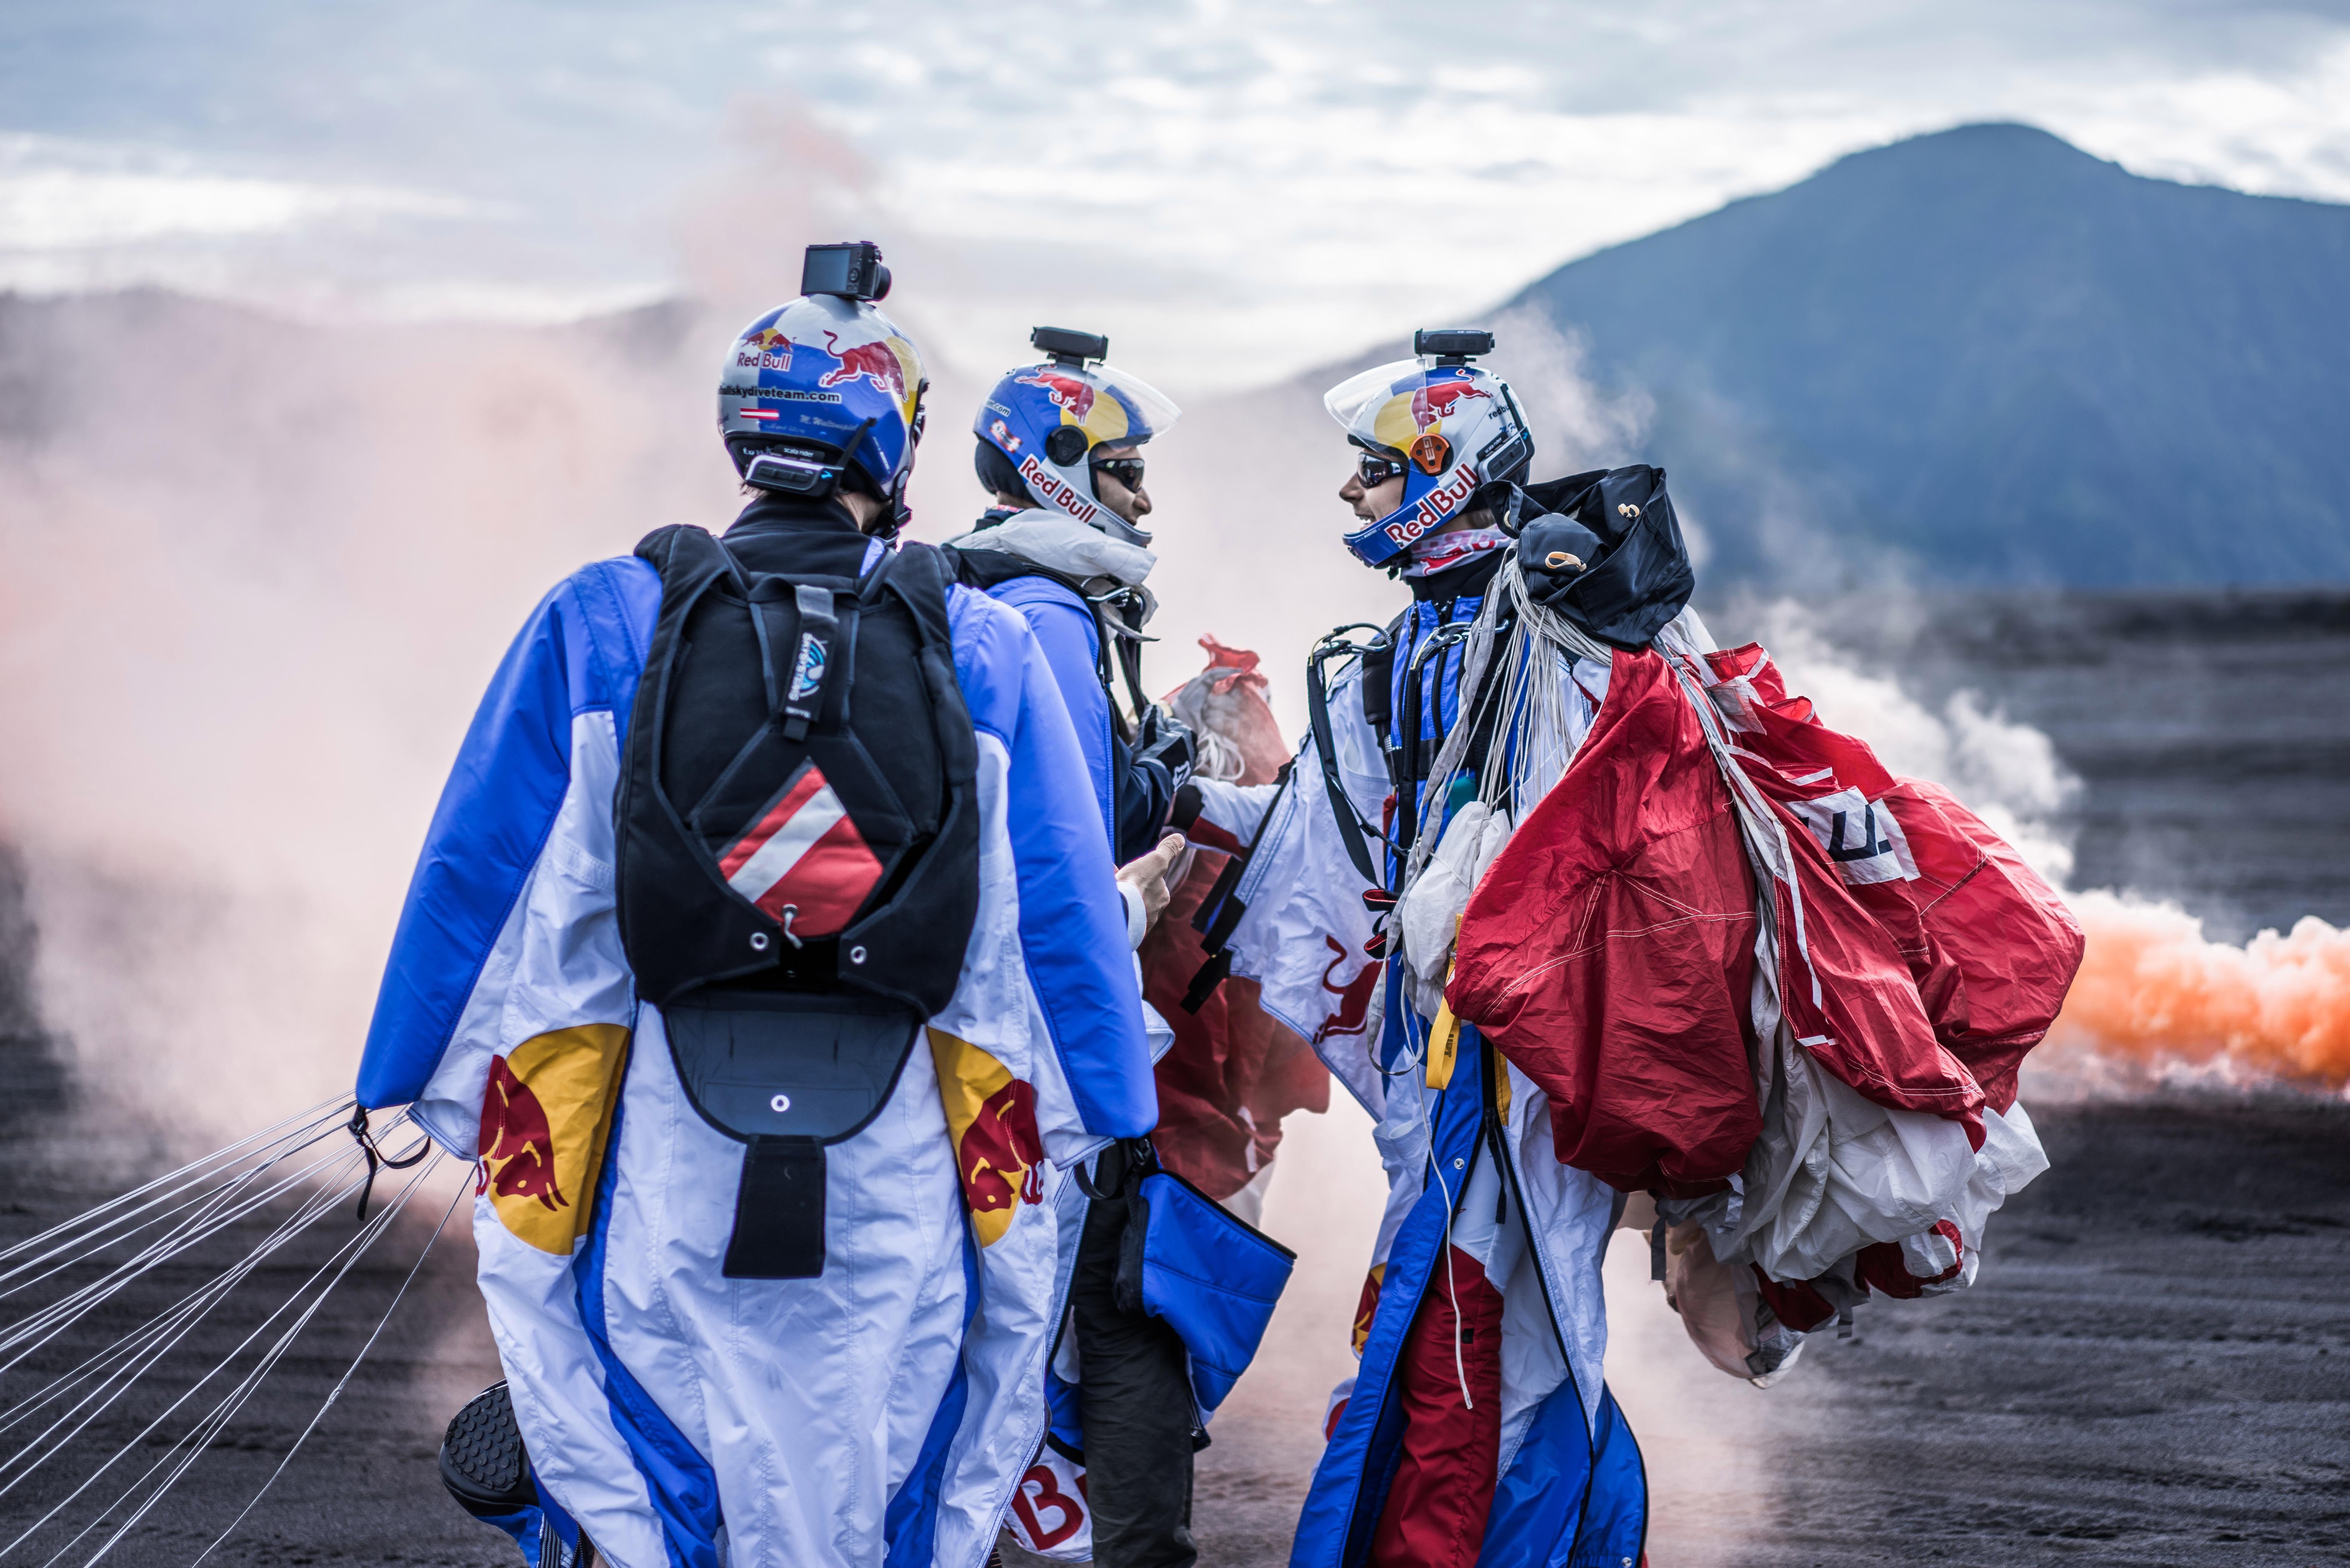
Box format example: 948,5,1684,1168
614,507,980,1277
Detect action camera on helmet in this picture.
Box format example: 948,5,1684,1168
1031,326,1109,365
1415,328,1495,363
802,241,892,302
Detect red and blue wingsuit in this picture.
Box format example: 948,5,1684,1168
1183,347,1653,1568
352,289,1158,1568
1190,336,2082,1568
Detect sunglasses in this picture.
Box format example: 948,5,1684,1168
1357,452,1409,488
1091,456,1146,491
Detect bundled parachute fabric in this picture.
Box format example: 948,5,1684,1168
1700,642,2084,1112
1441,557,2080,1364
0,1098,457,1564
1143,639,1329,1203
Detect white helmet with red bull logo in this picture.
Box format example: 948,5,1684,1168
972,326,1180,547
720,251,928,534
1323,328,1534,569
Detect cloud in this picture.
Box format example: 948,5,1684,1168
7,2,2350,387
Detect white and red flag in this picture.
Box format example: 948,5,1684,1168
717,762,884,934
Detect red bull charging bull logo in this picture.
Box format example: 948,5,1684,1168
1315,935,1379,1045
479,1055,568,1212
735,327,793,373
958,1077,1046,1213
1411,379,1491,427
817,331,907,397
929,1028,1048,1246
1015,369,1097,420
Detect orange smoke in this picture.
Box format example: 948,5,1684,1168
2050,891,2350,1090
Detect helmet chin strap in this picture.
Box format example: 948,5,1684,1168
1343,454,1483,568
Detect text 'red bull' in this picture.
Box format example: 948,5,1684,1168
957,1077,1046,1212
479,1055,568,1211
1382,459,1482,549
1018,453,1100,525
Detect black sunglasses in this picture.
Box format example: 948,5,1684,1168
1091,455,1146,491
1357,452,1409,488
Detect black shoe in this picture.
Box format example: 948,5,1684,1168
440,1382,537,1517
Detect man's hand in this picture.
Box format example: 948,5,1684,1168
1115,832,1187,937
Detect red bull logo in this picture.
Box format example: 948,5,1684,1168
1015,369,1096,420
1314,935,1379,1045
735,327,794,373
818,332,906,397
1017,452,1099,526
1380,459,1480,549
479,1055,567,1212
1411,379,1491,427
956,1078,1046,1213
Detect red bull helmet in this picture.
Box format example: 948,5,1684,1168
973,326,1180,547
1323,328,1534,569
720,279,928,533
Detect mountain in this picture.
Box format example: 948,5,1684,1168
1506,123,2350,588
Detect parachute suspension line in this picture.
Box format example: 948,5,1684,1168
0,1138,381,1515
72,1154,447,1568
347,1104,428,1221
186,1178,463,1568
1423,1142,1473,1413
0,1116,367,1375
0,1098,352,1295
2,1144,445,1568
0,1135,376,1468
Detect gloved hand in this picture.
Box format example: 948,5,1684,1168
1134,704,1197,796
1115,832,1187,941
1516,514,1606,609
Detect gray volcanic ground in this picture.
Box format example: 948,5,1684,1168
7,590,2350,1568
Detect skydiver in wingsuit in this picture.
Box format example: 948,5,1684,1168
350,268,2079,1568
354,245,1190,1568
949,332,1312,1568
1176,328,2083,1568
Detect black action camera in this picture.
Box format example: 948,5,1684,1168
1032,326,1109,365
1415,327,1494,364
802,241,892,302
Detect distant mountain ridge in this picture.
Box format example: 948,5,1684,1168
1503,123,2350,588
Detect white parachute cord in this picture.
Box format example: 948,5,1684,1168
0,1096,347,1270
0,1101,353,1296
69,1155,445,1568
1425,1150,1472,1413
0,1145,376,1504
0,1139,361,1385
0,1142,373,1473
2,1145,437,1567
185,1176,464,1568
0,1127,365,1373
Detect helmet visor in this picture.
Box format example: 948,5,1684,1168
1322,358,1424,454
1087,362,1182,447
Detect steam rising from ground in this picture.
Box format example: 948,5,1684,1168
1745,599,2350,1098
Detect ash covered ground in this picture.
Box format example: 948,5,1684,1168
7,593,2350,1568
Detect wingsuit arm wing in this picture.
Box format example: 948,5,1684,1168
354,561,658,1152
946,583,1156,1148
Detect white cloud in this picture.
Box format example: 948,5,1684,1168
6,2,2350,383
0,135,479,252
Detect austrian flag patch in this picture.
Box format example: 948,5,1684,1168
718,762,884,935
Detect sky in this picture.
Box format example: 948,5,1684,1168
6,0,2350,393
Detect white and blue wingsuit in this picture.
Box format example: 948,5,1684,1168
353,543,1156,1568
